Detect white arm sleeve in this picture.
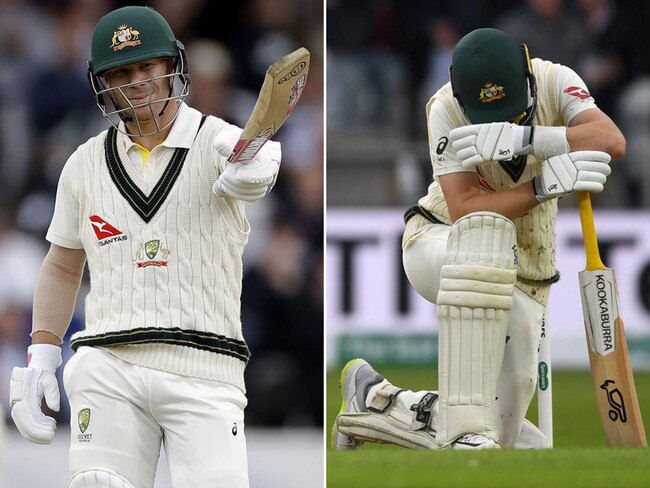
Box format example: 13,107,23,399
31,245,86,341
556,65,599,125
428,100,475,177
46,152,83,250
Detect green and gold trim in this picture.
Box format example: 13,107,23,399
70,326,250,363
403,204,447,225
499,155,527,183
104,115,207,223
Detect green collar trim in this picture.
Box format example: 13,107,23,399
104,115,207,223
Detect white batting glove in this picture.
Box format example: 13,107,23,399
532,151,611,202
450,122,532,168
212,126,281,203
10,344,62,444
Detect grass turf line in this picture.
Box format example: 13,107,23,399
327,367,650,487
327,448,650,488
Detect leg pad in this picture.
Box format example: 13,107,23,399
68,469,136,488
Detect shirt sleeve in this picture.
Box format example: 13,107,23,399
428,99,475,177
46,151,83,249
556,65,599,125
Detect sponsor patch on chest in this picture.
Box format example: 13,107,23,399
134,239,170,268
89,215,129,247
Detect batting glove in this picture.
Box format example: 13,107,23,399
10,344,62,444
450,122,533,168
533,151,611,202
212,126,281,203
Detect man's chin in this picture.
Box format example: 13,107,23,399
123,107,156,122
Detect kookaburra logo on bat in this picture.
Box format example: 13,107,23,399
601,380,627,423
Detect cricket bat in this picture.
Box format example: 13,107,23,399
228,47,310,164
577,191,647,447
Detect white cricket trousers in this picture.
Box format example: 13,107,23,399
63,346,249,487
402,222,545,447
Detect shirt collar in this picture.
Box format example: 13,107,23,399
117,102,203,151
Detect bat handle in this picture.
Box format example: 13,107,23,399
576,191,605,271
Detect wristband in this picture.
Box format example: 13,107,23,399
27,344,62,371
532,126,569,160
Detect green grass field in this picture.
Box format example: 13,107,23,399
326,366,650,487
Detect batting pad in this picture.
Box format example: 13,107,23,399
68,469,136,488
435,212,517,447
337,381,438,450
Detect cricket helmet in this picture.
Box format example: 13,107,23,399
87,6,190,136
450,28,537,125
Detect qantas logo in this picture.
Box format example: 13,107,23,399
564,86,592,100
89,215,128,246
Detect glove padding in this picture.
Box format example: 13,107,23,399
533,151,611,202
212,126,281,203
10,344,62,444
450,122,532,168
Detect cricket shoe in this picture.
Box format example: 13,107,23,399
331,358,379,450
333,358,437,450
451,433,500,450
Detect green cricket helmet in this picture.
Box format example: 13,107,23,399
449,28,537,125
87,6,190,136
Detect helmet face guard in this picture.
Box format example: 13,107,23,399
87,6,191,137
507,43,537,127
88,43,190,137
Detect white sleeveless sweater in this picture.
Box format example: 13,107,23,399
69,115,250,391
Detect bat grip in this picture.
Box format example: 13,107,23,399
576,191,605,270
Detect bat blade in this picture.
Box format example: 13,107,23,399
579,268,646,447
228,47,310,164
578,192,647,448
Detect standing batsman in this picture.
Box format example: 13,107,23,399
9,6,280,486
334,28,625,450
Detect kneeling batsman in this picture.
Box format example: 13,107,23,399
334,212,523,450
332,138,611,451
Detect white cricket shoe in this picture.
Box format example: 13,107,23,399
331,358,384,450
451,433,500,450
333,358,438,450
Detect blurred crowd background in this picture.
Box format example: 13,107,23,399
328,0,650,209
0,0,323,432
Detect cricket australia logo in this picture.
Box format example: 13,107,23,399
135,239,170,268
479,82,505,103
111,25,141,51
77,408,92,442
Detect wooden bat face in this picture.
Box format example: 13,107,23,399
579,267,647,447
228,48,310,165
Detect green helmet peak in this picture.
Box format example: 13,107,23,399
89,6,179,75
450,28,534,124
